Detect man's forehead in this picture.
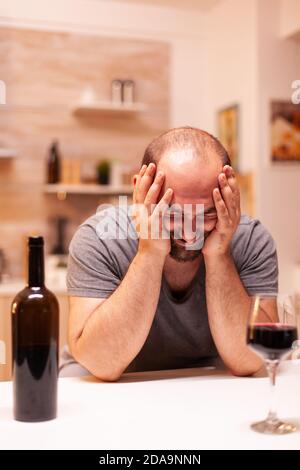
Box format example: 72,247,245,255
161,166,220,202
157,150,222,189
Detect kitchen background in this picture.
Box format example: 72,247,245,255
0,27,169,279
1,0,300,379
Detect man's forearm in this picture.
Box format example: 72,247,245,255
74,251,164,380
73,162,173,381
204,253,263,376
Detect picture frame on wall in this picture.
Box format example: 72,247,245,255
217,104,239,171
271,101,300,162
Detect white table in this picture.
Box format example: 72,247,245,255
0,362,299,450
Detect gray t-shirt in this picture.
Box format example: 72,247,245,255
66,206,278,374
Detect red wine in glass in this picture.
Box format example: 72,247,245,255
247,323,298,361
247,295,299,434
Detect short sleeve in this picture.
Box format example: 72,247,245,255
232,219,278,295
67,224,121,298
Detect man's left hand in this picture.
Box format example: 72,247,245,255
202,165,241,258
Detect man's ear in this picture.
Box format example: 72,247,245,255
132,174,138,188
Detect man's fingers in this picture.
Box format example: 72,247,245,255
138,164,147,183
213,188,230,226
156,187,173,208
152,188,173,217
223,166,237,188
218,172,236,219
137,163,156,202
223,166,241,218
151,188,173,239
224,166,241,200
144,170,165,211
218,173,236,205
133,165,147,203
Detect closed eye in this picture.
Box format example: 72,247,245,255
204,211,217,219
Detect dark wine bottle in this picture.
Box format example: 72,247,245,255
11,236,59,422
47,140,61,184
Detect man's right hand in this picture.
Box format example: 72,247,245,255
132,163,173,259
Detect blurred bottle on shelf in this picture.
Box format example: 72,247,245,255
111,79,122,106
47,141,61,184
122,80,135,105
97,160,111,185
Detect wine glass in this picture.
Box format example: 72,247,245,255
247,294,299,434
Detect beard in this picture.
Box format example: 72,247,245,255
169,231,210,263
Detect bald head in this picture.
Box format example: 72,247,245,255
141,126,230,168
141,126,230,225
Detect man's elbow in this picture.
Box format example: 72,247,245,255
229,361,264,377
93,368,123,382
70,339,124,382
230,366,254,377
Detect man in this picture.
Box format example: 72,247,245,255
65,127,278,381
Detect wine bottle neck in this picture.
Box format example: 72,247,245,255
28,245,45,287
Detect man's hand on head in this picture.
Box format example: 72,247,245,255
132,163,173,260
202,165,241,259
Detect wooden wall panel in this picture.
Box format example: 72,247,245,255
0,27,170,278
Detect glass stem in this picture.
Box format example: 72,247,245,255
265,359,279,423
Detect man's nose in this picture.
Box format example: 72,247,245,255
182,226,197,243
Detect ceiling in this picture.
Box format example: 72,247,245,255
107,0,222,11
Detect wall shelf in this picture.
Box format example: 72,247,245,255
0,149,17,158
43,183,133,197
72,101,148,116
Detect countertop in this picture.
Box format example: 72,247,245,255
0,361,300,450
